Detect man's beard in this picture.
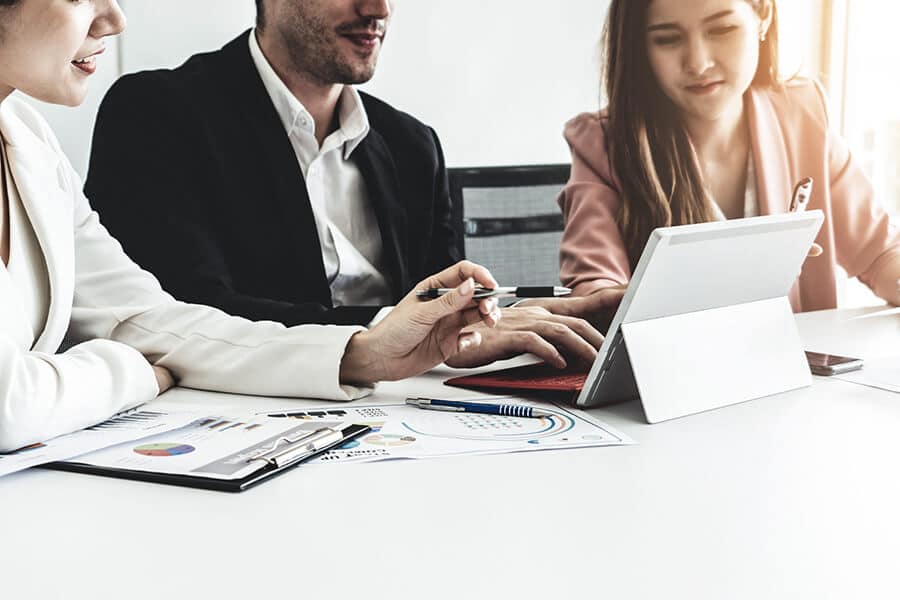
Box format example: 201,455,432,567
280,14,384,85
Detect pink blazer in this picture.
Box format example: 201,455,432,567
557,79,900,312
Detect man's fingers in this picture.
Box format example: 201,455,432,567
459,305,493,328
478,297,501,327
552,315,604,349
529,321,598,365
508,332,567,368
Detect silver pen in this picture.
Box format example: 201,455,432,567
416,285,571,300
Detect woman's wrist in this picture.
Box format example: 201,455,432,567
872,256,900,306
339,330,386,386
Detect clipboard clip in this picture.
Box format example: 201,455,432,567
247,427,345,469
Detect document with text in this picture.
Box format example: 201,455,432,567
0,407,202,478
260,398,633,465
66,414,350,480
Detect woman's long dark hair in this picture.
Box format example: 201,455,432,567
602,0,781,267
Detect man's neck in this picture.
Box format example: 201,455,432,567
257,30,343,147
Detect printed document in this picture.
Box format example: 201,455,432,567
264,398,633,465
0,408,201,478
68,415,344,480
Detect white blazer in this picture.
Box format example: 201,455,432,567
0,96,367,452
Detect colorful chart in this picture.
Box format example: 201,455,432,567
133,443,195,457
402,408,576,442
365,434,417,447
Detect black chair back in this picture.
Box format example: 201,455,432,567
449,164,571,287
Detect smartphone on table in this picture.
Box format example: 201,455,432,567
805,351,864,376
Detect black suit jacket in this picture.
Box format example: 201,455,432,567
85,31,460,326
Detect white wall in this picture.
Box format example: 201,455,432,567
117,0,256,72
25,0,608,178
365,0,607,167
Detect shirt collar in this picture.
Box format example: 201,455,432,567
247,29,369,159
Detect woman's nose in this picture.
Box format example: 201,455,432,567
684,37,714,77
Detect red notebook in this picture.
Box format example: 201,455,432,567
444,362,589,396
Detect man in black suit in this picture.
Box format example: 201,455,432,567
86,0,612,368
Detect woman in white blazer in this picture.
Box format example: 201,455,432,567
0,0,502,452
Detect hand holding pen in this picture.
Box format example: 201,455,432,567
789,177,813,213
791,177,822,258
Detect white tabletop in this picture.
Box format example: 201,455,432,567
3,307,899,599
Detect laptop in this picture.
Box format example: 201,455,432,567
447,211,825,413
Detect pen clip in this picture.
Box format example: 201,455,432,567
790,177,813,212
247,427,344,468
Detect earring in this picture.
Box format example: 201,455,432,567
760,30,767,42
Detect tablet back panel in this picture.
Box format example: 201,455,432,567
576,211,824,409
624,212,824,323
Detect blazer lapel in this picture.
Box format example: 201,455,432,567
746,87,792,215
212,33,332,305
353,129,409,299
0,101,74,351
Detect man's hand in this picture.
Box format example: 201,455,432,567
519,284,628,333
445,306,603,369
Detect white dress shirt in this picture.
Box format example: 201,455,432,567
248,30,393,309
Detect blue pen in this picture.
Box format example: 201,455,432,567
405,397,553,419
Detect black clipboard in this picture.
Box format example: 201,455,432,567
41,424,370,493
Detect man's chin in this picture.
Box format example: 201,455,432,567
338,64,378,85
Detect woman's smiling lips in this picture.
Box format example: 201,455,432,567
71,47,105,75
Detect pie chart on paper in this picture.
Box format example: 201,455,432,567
133,443,196,457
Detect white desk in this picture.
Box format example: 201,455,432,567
3,307,899,599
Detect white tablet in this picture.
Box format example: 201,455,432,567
575,210,825,409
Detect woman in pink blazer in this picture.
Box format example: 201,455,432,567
558,0,900,312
